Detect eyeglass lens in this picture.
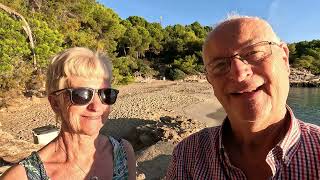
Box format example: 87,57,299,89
99,88,117,105
70,88,118,105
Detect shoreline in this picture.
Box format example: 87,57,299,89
290,82,320,88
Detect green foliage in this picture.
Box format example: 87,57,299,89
0,12,31,66
2,0,320,97
28,17,64,68
0,12,32,92
294,55,314,68
119,27,142,56
127,16,147,27
0,60,33,94
288,43,297,64
136,59,157,78
87,4,126,53
162,24,203,64
0,0,28,14
136,26,151,57
112,56,137,84
119,26,151,58
166,68,186,80
146,23,164,55
112,67,135,85
289,40,320,74
186,21,207,39
173,55,198,74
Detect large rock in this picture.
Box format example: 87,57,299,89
0,130,41,164
132,115,206,150
290,68,320,87
136,141,175,180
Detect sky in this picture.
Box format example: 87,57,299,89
99,0,320,43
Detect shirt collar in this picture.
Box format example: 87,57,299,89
218,105,302,162
276,105,301,163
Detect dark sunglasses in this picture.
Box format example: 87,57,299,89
51,87,119,105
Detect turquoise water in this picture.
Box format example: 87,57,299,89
287,88,320,125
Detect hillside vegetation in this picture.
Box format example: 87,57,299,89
0,0,319,98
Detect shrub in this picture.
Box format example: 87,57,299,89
0,60,33,97
137,59,157,78
166,68,186,80
28,17,64,69
172,54,198,74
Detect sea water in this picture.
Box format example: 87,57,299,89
287,87,320,125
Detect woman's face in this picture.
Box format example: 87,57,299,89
58,76,112,135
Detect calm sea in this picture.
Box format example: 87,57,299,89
287,88,320,125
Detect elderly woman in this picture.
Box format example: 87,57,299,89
2,47,136,180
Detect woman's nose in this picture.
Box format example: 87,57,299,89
87,93,104,111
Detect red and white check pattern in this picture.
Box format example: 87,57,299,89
166,106,320,179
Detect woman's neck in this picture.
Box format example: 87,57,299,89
56,131,106,162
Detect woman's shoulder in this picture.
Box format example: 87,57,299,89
120,139,136,180
1,152,42,180
108,136,132,159
108,136,136,180
120,139,134,155
108,136,133,150
1,163,28,180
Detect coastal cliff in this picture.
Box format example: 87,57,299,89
290,68,320,87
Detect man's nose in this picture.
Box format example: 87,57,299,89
228,57,253,82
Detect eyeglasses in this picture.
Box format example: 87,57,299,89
205,41,279,75
51,87,119,105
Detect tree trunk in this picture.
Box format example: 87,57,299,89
0,3,37,68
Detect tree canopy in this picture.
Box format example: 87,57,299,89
0,0,319,97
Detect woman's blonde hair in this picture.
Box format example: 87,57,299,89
46,47,112,94
46,47,112,132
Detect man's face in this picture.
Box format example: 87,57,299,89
204,18,290,125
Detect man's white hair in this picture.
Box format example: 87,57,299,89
202,13,281,62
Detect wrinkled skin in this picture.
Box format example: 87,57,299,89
204,18,290,133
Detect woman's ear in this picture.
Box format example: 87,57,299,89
48,95,60,114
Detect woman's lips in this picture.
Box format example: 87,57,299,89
81,116,101,120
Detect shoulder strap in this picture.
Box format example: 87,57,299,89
109,136,129,179
19,152,50,180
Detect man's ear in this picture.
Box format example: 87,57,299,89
205,73,214,88
48,95,60,114
280,42,290,74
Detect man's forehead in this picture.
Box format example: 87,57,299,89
203,17,279,64
212,18,273,46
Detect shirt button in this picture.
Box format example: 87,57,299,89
283,156,290,165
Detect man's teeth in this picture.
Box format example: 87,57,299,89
235,86,260,94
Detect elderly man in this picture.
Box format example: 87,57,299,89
166,16,320,180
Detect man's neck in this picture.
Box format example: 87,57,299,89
224,107,290,150
222,108,291,180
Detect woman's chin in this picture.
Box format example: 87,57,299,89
79,122,104,136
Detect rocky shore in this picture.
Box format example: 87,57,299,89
290,68,320,87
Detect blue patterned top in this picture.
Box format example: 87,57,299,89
19,136,129,180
